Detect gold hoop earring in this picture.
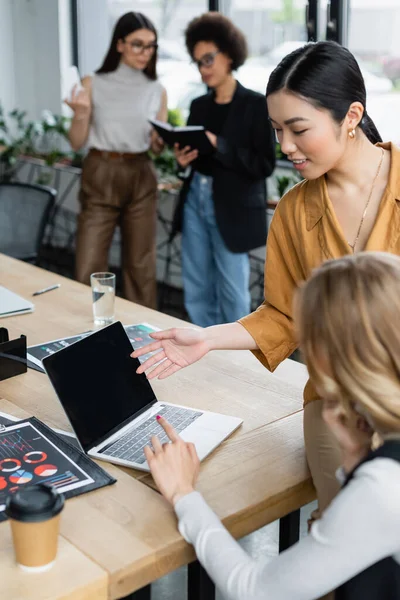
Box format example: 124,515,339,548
348,129,356,139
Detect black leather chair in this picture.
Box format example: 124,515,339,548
0,182,57,264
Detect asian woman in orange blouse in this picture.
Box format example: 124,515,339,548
131,41,400,527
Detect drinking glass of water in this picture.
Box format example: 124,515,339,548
90,272,116,326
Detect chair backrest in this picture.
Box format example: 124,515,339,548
0,182,57,261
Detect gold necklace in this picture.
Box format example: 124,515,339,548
348,147,385,252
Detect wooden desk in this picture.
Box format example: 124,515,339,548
1,513,108,600
0,254,315,599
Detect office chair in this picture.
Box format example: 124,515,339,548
0,182,57,265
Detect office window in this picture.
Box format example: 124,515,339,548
347,0,400,145
108,0,207,113
217,0,308,95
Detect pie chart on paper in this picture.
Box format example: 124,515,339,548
34,464,58,477
0,458,21,472
0,476,7,490
23,451,47,464
9,470,33,485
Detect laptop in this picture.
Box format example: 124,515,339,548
42,321,242,471
0,286,34,318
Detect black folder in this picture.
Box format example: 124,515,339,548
149,119,214,154
0,416,116,522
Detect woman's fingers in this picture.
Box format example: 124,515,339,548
134,350,165,374
131,340,163,358
150,329,179,340
157,363,182,380
71,86,84,104
187,442,199,464
156,416,180,443
175,145,197,167
68,85,78,103
151,435,163,454
143,445,154,462
174,144,190,156
134,328,180,350
146,358,172,380
135,356,163,375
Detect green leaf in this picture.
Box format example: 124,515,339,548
167,108,184,127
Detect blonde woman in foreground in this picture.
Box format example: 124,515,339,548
145,252,400,600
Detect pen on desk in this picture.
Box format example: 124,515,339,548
32,284,61,297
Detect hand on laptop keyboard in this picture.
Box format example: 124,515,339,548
99,405,202,464
144,415,200,505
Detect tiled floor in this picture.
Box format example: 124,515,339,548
151,500,317,600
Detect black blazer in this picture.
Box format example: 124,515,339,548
171,81,276,253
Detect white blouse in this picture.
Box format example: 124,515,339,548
88,62,163,153
175,458,400,599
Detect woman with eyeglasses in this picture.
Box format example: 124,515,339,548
170,12,275,327
66,12,167,307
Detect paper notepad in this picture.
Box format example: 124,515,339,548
0,286,34,318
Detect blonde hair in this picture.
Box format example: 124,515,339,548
297,252,400,433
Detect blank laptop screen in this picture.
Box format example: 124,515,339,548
43,321,156,452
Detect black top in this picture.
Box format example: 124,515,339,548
196,100,233,176
335,441,400,600
172,81,276,253
207,100,232,136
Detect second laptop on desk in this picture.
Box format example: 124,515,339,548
0,286,34,318
43,321,242,472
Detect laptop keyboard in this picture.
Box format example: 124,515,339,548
98,405,203,464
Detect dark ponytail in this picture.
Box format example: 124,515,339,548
360,111,382,144
266,41,382,144
96,12,158,80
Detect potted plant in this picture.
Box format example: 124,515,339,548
0,105,37,182
32,110,71,185
0,105,74,184
275,172,302,198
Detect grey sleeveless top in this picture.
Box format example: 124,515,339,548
88,62,164,153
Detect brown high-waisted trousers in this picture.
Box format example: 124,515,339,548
75,149,158,308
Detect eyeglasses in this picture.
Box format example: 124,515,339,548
193,51,220,69
125,40,158,55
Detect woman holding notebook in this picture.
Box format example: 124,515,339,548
171,12,276,327
66,12,167,308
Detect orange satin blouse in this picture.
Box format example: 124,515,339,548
239,142,400,405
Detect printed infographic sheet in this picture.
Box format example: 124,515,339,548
0,422,94,512
27,323,160,372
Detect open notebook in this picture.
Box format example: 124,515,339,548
0,286,34,318
149,119,214,154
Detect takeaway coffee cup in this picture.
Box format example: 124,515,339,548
5,483,64,572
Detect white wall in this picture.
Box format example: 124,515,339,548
0,0,73,120
77,0,109,76
0,0,16,113
12,0,63,119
